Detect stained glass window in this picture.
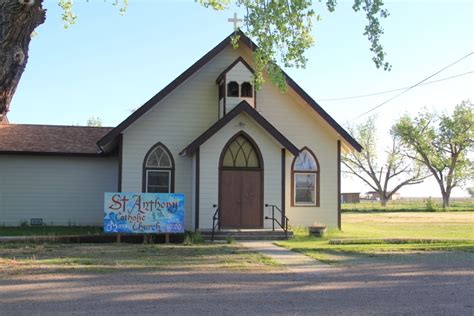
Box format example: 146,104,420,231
292,149,319,206
293,150,318,171
146,146,172,168
222,135,260,168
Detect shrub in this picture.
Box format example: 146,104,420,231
290,225,308,238
225,236,235,244
425,197,435,211
183,231,204,245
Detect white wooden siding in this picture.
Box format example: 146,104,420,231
219,99,224,119
121,43,342,230
223,49,341,227
258,78,340,227
0,155,117,226
199,113,282,229
121,46,243,230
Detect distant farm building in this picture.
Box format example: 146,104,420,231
364,191,401,201
341,193,360,204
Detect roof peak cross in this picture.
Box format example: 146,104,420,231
228,12,242,31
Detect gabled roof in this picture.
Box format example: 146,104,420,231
216,56,255,83
180,101,300,156
0,124,113,156
98,30,362,153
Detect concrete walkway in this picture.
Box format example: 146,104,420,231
240,241,329,272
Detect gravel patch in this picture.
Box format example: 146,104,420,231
0,251,472,315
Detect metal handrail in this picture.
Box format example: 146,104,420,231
264,204,289,239
211,204,220,242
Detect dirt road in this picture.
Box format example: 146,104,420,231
1,251,473,315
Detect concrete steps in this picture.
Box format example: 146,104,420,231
198,229,293,241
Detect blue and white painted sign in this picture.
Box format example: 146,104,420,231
104,192,185,233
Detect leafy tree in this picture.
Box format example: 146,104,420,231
200,0,390,91
342,117,427,206
393,100,474,209
467,187,474,198
0,0,390,120
87,116,103,127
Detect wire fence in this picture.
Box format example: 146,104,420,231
342,197,474,212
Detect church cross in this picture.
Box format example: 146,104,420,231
228,13,242,31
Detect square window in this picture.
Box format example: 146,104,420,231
147,171,170,193
294,173,316,205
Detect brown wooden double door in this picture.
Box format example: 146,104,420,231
220,169,263,228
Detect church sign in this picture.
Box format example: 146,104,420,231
103,193,185,233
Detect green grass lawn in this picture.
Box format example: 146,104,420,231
0,243,280,275
2,212,473,269
342,198,474,212
278,212,474,264
338,212,474,239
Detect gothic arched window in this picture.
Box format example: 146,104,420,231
221,134,261,168
292,148,319,206
143,143,174,193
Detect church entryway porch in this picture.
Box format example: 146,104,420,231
219,132,263,229
198,228,293,241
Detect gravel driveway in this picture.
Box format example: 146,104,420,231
1,251,473,315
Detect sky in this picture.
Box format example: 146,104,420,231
8,0,474,197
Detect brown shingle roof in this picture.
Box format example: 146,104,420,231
0,124,113,155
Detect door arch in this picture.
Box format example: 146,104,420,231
219,131,264,228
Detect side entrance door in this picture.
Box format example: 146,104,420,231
219,133,263,229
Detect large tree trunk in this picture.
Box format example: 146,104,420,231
0,0,45,121
442,194,449,210
442,190,451,210
378,191,390,207
434,177,451,210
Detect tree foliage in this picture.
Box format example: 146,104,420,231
0,0,390,120
200,0,390,91
87,116,103,127
342,117,427,206
58,0,128,29
393,100,474,209
468,187,474,198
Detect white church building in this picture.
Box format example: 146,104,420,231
0,31,361,231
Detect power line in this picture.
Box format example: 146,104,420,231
350,51,474,122
320,71,474,101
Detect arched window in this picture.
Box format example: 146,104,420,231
241,82,253,98
292,148,319,206
227,81,239,97
143,143,174,193
221,134,261,168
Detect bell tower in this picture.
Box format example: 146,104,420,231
216,57,255,119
